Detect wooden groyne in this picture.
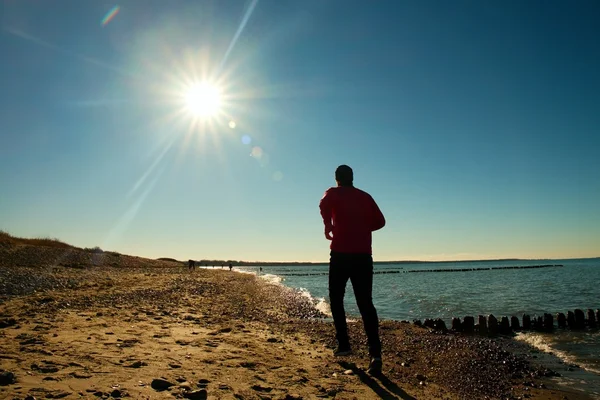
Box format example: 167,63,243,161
411,308,599,336
404,264,563,273
273,264,563,277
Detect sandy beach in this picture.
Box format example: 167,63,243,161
0,238,592,399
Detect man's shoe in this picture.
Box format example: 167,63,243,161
333,347,352,357
368,357,382,375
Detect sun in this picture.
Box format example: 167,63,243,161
184,82,222,118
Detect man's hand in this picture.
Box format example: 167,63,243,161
324,227,333,241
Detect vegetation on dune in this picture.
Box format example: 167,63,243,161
0,230,77,250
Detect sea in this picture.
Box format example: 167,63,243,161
234,258,600,398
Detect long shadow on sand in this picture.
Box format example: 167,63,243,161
338,361,416,400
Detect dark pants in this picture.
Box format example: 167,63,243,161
329,251,381,358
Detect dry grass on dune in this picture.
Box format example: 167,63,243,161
0,230,78,250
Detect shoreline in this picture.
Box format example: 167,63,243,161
1,243,595,399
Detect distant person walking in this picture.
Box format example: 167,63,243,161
319,165,386,375
228,263,233,271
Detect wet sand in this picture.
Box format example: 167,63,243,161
0,242,593,399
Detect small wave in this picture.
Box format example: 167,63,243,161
259,273,284,285
297,287,332,317
516,332,600,375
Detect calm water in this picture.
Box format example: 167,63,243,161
237,258,600,397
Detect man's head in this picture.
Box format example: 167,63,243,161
335,165,353,187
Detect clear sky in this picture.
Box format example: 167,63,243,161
1,0,599,262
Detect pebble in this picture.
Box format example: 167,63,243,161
343,369,354,375
182,389,208,399
251,384,273,392
151,378,175,391
0,370,16,385
125,360,146,368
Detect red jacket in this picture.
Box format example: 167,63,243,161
319,186,385,254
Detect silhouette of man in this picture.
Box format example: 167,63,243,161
319,165,386,375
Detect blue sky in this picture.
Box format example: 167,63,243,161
1,0,599,262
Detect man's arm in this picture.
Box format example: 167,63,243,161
371,197,386,231
319,189,334,240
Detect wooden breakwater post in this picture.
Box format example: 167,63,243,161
463,316,475,334
478,315,488,335
452,317,462,332
488,315,498,336
523,314,532,330
557,312,567,328
499,316,511,334
575,309,586,329
589,309,597,327
415,306,599,336
510,316,520,331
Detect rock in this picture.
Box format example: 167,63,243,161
282,394,303,400
0,318,17,328
198,378,210,387
267,337,279,343
0,371,16,385
31,362,59,373
240,361,256,368
182,389,208,400
413,319,422,327
125,360,146,368
416,374,427,381
24,396,36,400
46,390,71,399
343,369,354,375
169,363,182,369
176,376,187,383
179,382,193,390
219,327,232,333
151,378,175,391
70,371,92,379
251,384,273,392
110,389,122,398
556,312,566,328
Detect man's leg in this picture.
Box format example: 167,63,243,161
329,252,351,351
349,254,381,358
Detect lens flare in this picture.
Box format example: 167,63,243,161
251,146,263,158
101,5,120,27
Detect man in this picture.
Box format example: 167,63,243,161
319,165,386,375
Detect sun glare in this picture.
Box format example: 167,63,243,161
184,82,222,118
